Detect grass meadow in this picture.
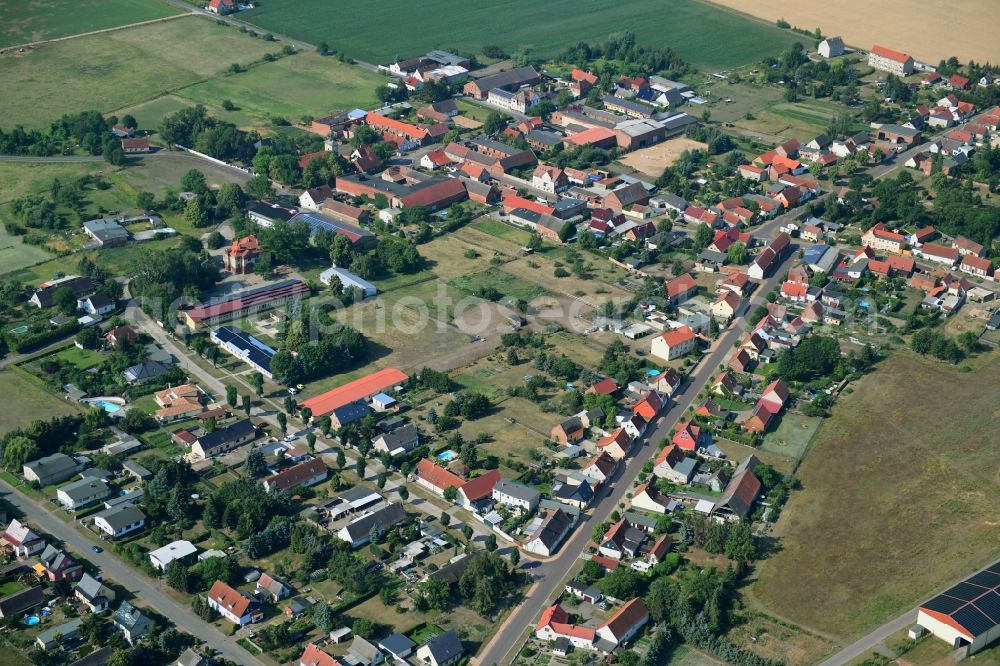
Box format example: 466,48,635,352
241,0,801,70
0,17,278,129
177,52,386,124
0,368,81,436
752,352,1000,640
0,0,182,48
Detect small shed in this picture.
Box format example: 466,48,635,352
330,627,352,643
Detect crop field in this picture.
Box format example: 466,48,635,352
0,0,182,48
0,17,278,129
0,369,81,436
752,352,1000,640
177,52,385,125
702,0,999,64
241,0,801,71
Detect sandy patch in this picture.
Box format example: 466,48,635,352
618,137,708,178
703,0,999,65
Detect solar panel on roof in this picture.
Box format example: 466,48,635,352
987,562,1000,576
944,582,990,602
922,594,966,615
951,604,995,637
974,590,1000,624
968,570,1000,589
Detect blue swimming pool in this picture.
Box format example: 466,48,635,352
24,616,40,626
436,450,457,462
9,325,28,335
94,400,122,413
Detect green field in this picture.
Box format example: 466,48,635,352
0,368,81,436
177,51,386,124
449,267,547,302
241,0,801,70
0,16,278,129
769,101,839,128
0,0,182,48
752,352,1000,640
759,411,822,462
111,95,199,133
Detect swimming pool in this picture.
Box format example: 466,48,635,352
24,616,40,626
94,400,122,413
436,450,457,462
8,325,28,335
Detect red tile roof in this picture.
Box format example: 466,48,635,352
300,644,343,666
299,368,408,417
416,458,464,491
599,598,649,636
654,443,685,466
208,580,252,618
266,459,327,492
590,554,619,570
658,325,695,348
366,113,429,141
871,44,911,63
667,273,697,298
587,377,618,395
459,470,500,501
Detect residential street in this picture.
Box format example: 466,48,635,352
0,479,265,666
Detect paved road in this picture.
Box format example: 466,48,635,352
475,215,799,666
0,479,264,666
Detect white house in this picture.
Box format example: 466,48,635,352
818,36,844,58
415,629,463,666
77,294,115,316
149,540,197,571
595,598,649,645
207,580,261,626
492,479,540,512
93,505,146,538
56,478,110,510
523,508,573,556
650,325,695,362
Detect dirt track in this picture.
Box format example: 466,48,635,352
703,0,1000,65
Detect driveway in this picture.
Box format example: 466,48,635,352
0,479,265,666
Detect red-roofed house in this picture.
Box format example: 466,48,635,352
738,164,766,182
667,273,697,304
672,422,708,451
208,580,262,625
366,113,430,144
959,254,993,278
415,459,464,497
535,604,596,649
862,222,906,254
633,390,664,420
457,470,501,511
780,281,809,303
300,644,343,666
651,325,696,362
597,598,649,645
208,0,234,13
262,459,328,493
743,401,778,433
868,45,914,76
917,243,960,266
2,519,45,558
582,452,619,488
299,368,407,417
586,377,618,396
596,429,633,461
948,74,971,90
759,379,789,412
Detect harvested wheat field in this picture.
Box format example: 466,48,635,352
704,0,1000,65
618,137,708,178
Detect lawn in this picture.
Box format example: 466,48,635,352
54,346,104,370
0,368,81,436
751,352,1000,640
177,52,386,125
758,411,822,462
0,0,182,48
0,16,277,129
0,224,54,277
110,95,199,134
455,99,501,124
241,0,801,71
449,267,548,303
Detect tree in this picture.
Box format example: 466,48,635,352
52,286,77,314
166,562,193,592
245,173,275,200
485,535,497,552
694,223,714,251
181,169,208,193
356,457,367,478
724,522,757,562
250,372,264,397
509,549,519,566
335,449,346,469
397,486,409,501
245,449,266,477
727,241,748,265
440,511,450,526
2,435,39,470
277,412,287,435
443,485,458,502
483,111,508,135
135,190,155,210
206,231,226,249
76,326,100,350
121,114,138,130
242,394,252,416
216,182,246,217
558,220,576,242
317,41,329,55
299,407,312,424
103,139,125,166
184,197,209,228
600,567,640,599
226,384,238,408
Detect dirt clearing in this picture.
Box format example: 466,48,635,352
618,137,708,178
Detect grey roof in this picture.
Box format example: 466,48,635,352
104,488,144,509
0,585,44,617
539,498,580,517
553,481,593,504
175,648,206,666
195,418,255,454
673,457,697,478
69,646,113,666
374,423,420,451
526,129,563,146
211,325,276,373
38,618,83,646
422,629,463,663
471,66,540,91
330,401,372,425
379,632,416,655
493,479,540,504
94,504,145,531
624,511,658,530
23,453,79,480
114,601,151,633
349,635,384,662
122,460,152,478
654,192,688,209
59,477,110,502
878,123,921,138
342,503,407,542
287,596,314,614
602,95,653,117
123,360,170,382
74,574,113,603
529,508,572,549
83,218,128,243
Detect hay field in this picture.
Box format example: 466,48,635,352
618,137,709,178
752,352,1000,640
0,0,181,48
704,0,1000,64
